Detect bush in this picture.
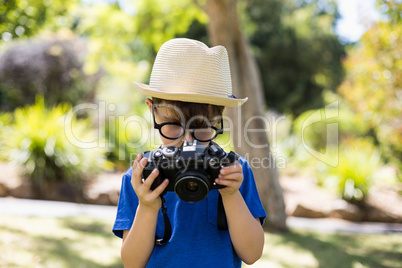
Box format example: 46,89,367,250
0,112,12,149
0,33,102,111
293,105,370,153
0,97,106,201
104,114,150,171
316,138,382,204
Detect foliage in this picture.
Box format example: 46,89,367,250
104,108,152,171
316,138,382,204
175,17,210,46
244,0,345,116
0,112,11,149
133,0,208,52
377,0,402,23
287,100,387,199
0,0,78,42
64,3,156,169
338,20,402,173
73,4,138,74
292,102,370,152
0,111,11,128
0,32,100,111
0,97,106,200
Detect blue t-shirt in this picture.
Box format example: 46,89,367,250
112,156,267,268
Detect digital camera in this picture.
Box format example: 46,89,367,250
142,141,238,202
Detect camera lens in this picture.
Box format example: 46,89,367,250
175,171,209,202
185,181,199,192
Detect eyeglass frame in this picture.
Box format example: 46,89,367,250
152,104,224,142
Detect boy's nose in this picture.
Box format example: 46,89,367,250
183,130,194,142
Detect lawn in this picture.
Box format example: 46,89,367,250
0,214,401,268
0,215,122,267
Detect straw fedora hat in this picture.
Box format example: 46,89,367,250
134,38,247,107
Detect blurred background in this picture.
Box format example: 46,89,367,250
0,0,401,267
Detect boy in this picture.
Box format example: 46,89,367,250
113,38,266,267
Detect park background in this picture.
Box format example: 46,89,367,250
0,0,401,267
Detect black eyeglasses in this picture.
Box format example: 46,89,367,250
152,104,223,142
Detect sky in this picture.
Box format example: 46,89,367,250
335,0,380,42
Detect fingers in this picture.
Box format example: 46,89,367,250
216,172,242,185
131,153,169,201
220,161,241,175
142,168,160,189
132,153,151,187
217,161,243,193
142,169,168,198
150,178,169,199
218,172,242,181
138,169,169,202
215,178,238,188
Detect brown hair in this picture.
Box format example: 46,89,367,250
152,97,225,128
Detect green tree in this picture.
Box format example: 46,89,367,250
245,0,345,116
338,20,402,171
0,0,78,42
73,3,139,74
166,0,346,117
132,0,207,52
377,0,402,23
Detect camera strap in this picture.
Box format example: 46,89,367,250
155,196,172,246
217,193,228,230
155,193,228,245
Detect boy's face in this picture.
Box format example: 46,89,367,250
145,98,218,148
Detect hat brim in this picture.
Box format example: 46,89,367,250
134,82,247,107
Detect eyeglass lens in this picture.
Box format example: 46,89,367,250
153,104,221,141
160,124,185,139
160,123,217,141
193,128,217,141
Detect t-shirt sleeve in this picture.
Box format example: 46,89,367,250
112,167,138,238
238,157,267,225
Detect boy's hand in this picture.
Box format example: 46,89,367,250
131,153,169,211
215,161,243,196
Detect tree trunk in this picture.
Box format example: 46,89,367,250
205,0,287,230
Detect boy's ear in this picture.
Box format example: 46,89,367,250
145,98,153,112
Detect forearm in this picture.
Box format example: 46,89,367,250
222,191,264,265
121,205,158,268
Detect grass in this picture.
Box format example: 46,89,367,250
0,215,122,268
0,215,401,268
248,231,402,268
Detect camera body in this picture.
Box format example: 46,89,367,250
142,141,238,202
